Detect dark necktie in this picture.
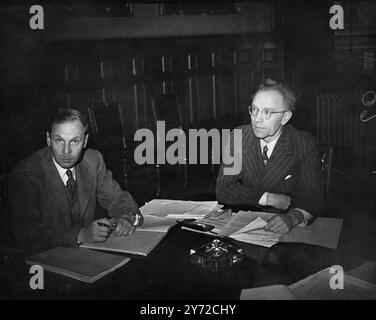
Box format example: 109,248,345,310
66,169,76,200
262,145,269,166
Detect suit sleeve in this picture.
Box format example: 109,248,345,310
95,152,140,218
290,136,325,217
9,169,82,252
216,129,264,206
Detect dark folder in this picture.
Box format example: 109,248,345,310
26,247,130,283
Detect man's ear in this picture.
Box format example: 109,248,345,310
46,132,51,147
83,134,89,148
281,111,292,125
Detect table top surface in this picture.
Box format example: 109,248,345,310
1,207,376,300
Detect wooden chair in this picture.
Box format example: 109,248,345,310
0,173,12,246
87,102,129,190
151,93,188,197
318,145,334,201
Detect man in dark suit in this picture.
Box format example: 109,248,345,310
9,108,143,252
216,79,324,234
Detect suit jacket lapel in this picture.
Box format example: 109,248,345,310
261,126,295,190
42,149,72,223
76,156,93,219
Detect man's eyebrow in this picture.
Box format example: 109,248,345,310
52,135,82,140
252,104,272,110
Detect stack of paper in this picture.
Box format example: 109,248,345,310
241,262,376,300
240,285,298,300
140,199,221,220
137,215,177,233
183,210,280,247
289,266,376,300
280,217,343,249
185,211,344,249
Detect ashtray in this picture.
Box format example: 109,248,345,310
189,239,243,271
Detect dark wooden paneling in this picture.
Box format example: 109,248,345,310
6,35,284,141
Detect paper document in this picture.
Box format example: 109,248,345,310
280,218,343,249
240,285,298,300
137,215,177,232
232,217,268,235
241,263,376,300
140,199,220,219
289,267,376,300
218,211,274,237
347,261,376,284
181,210,343,249
184,210,280,247
81,230,166,256
218,211,281,247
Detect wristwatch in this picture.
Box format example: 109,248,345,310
128,211,142,226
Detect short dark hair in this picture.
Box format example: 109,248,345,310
256,79,297,112
48,108,89,134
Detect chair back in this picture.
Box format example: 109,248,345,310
0,173,12,245
150,93,187,197
318,145,334,200
87,103,129,189
88,102,125,141
151,93,183,130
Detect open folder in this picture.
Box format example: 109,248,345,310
80,231,166,256
80,215,176,256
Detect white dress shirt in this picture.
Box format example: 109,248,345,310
52,157,76,185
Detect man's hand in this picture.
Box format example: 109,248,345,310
78,219,111,243
266,193,291,210
112,216,136,237
265,214,295,234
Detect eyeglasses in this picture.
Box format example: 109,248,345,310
248,105,286,120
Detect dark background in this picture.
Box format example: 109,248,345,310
0,0,375,244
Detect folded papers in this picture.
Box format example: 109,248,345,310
140,199,221,219
213,211,281,247
231,217,268,235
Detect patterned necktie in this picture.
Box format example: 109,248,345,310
66,169,76,200
262,145,269,166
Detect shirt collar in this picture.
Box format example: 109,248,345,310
260,128,283,155
52,156,76,181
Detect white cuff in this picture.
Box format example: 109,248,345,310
258,192,268,206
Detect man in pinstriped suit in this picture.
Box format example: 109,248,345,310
216,79,324,235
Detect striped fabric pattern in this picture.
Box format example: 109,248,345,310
216,124,325,217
